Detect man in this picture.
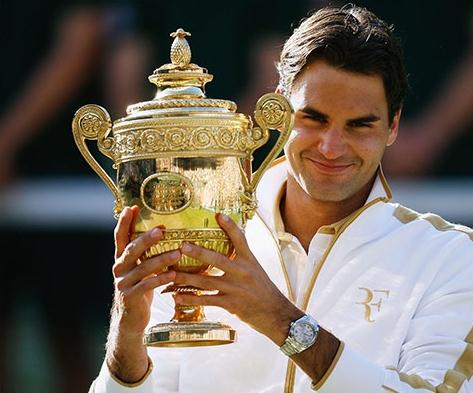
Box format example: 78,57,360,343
91,5,473,393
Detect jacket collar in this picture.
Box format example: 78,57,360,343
255,157,392,236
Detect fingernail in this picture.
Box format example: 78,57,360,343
220,213,230,222
151,228,161,239
181,243,192,253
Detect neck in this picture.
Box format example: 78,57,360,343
281,176,375,251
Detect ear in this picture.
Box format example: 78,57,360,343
386,109,401,146
275,85,283,95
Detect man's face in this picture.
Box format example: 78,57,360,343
284,59,399,202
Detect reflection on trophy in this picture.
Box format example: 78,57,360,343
72,28,294,347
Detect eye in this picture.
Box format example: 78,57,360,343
303,114,327,124
349,121,372,129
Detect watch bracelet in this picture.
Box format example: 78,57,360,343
280,336,307,356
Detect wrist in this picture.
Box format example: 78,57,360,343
116,322,146,343
106,336,149,383
266,301,304,346
106,352,151,385
106,322,149,383
110,303,148,343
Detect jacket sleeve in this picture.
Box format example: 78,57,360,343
89,358,157,393
313,239,473,393
89,293,182,393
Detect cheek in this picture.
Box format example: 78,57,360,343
284,130,298,156
284,128,312,154
351,134,388,165
286,128,301,144
284,137,302,177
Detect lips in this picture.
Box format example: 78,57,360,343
305,157,354,174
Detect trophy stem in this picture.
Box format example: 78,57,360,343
143,286,236,347
172,286,206,322
173,304,206,322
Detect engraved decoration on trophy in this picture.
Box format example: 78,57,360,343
72,28,294,347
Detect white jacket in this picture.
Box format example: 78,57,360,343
92,160,473,393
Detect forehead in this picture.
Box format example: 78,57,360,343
290,60,388,118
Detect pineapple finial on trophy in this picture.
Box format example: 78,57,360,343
148,28,213,90
170,28,192,66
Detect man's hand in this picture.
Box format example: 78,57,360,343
173,213,340,385
106,206,180,383
173,213,303,346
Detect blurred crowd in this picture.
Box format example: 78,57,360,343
1,0,472,392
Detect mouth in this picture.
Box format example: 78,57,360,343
305,157,355,175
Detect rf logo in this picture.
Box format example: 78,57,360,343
356,288,390,322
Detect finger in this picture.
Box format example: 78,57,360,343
126,271,177,297
216,213,252,259
114,227,165,275
173,272,229,292
180,243,239,275
116,250,180,289
130,204,141,230
114,206,134,259
174,293,225,308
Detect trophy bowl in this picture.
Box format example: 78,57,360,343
72,28,293,347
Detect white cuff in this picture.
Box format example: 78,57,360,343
314,344,384,393
90,357,156,393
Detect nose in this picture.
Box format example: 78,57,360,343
318,127,347,160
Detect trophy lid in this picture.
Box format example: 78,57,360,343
92,28,286,165
73,28,293,194
125,28,237,116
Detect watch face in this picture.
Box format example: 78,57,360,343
293,322,316,346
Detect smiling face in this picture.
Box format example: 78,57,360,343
284,59,399,203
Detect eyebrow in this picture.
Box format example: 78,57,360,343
348,115,381,124
300,107,329,120
299,106,381,124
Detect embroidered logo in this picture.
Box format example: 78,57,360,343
356,287,390,322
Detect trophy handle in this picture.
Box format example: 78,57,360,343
239,93,294,220
72,104,122,217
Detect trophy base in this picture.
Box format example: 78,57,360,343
144,321,236,347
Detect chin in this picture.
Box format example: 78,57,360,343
303,186,348,202
309,191,352,203
302,179,360,202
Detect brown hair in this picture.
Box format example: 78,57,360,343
277,5,408,123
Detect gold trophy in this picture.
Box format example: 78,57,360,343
72,29,293,347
